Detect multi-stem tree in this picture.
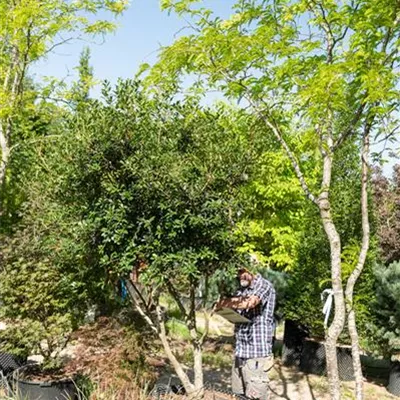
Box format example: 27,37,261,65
8,80,260,397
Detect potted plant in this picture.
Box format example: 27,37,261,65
284,288,355,380
283,270,355,380
0,326,29,389
282,319,309,367
0,249,85,400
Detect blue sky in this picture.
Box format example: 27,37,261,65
31,1,235,92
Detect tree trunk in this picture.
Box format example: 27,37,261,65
0,62,13,192
192,340,204,398
319,199,346,400
189,284,204,398
0,46,21,192
155,303,196,395
125,280,196,395
0,122,10,194
166,282,205,398
319,150,346,400
345,126,371,400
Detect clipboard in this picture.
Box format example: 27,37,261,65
215,308,251,324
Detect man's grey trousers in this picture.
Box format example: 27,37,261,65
232,356,274,400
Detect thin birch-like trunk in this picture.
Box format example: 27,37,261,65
318,147,346,400
0,62,13,192
0,123,10,195
0,44,21,191
345,126,371,400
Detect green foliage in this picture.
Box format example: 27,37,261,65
2,79,258,347
151,0,400,129
0,231,85,369
367,261,400,360
166,319,192,341
237,137,318,270
58,80,257,297
71,47,96,109
0,82,74,365
259,268,289,320
0,95,66,233
0,0,128,120
0,0,129,225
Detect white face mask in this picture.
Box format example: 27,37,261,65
240,280,250,288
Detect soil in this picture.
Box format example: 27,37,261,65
157,359,399,400
9,316,397,399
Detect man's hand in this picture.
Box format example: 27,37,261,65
215,298,232,310
216,296,261,310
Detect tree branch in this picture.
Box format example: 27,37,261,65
249,98,318,205
9,135,63,155
124,279,158,333
126,279,196,393
167,281,189,321
333,102,366,149
345,118,372,307
155,302,195,394
344,117,372,400
207,53,318,205
307,0,335,63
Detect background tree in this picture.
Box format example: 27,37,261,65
366,165,400,360
372,165,400,265
367,261,400,361
0,88,66,233
0,229,85,370
239,135,376,342
149,1,400,398
0,0,129,196
71,47,95,110
236,137,314,270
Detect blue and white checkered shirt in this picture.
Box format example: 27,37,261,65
234,274,276,359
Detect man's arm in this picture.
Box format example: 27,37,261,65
217,295,261,310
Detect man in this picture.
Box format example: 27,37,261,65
217,268,276,400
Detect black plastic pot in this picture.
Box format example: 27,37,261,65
12,366,78,400
360,355,391,380
299,339,326,375
336,346,355,381
0,352,24,376
387,361,400,397
282,319,309,367
299,339,354,381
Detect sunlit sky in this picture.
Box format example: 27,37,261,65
30,0,398,175
31,1,235,93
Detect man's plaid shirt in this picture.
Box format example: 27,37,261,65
234,274,276,359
